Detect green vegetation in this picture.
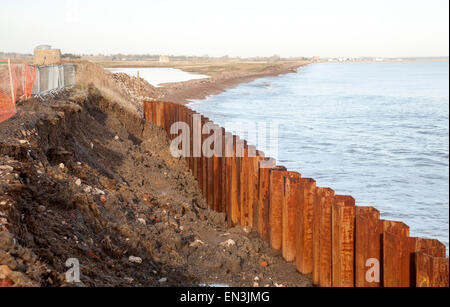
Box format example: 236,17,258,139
62,53,81,59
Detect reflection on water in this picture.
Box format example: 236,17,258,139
106,67,209,87
189,62,449,253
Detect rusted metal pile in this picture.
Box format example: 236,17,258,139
144,100,449,288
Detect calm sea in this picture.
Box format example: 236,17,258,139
189,61,449,252
106,67,208,87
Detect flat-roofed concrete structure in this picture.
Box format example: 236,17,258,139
33,45,61,66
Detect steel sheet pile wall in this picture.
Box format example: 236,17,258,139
144,101,449,288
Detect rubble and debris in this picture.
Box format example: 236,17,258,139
0,84,311,287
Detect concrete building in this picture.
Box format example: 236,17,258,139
159,55,170,63
33,45,61,66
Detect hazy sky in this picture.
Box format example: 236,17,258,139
1,0,449,57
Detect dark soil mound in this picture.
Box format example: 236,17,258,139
0,87,311,287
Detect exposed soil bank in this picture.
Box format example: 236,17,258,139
0,87,311,287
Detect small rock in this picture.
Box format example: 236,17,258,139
158,277,167,283
75,179,81,186
84,186,93,193
243,226,251,234
18,140,28,144
0,165,13,172
90,142,94,149
189,239,206,247
37,205,46,213
0,265,12,279
226,256,241,273
0,232,15,251
254,276,260,281
253,282,259,287
220,239,236,248
114,136,119,141
94,188,105,195
124,277,134,283
128,256,142,264
59,163,65,169
137,218,146,225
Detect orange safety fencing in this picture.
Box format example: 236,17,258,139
0,60,37,123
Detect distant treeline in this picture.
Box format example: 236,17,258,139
80,54,313,62
0,52,32,59
1,51,314,62
62,53,82,59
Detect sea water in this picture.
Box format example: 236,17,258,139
107,67,208,87
189,61,449,252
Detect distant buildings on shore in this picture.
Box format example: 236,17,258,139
325,57,392,63
1,49,448,65
159,55,170,63
321,57,446,63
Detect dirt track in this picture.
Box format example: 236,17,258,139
0,86,312,287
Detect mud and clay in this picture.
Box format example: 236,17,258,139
0,61,312,287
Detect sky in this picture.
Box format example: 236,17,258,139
0,0,449,58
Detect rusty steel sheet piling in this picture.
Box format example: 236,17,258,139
257,158,275,242
319,188,335,287
312,187,335,287
141,102,449,288
229,136,241,227
331,195,355,287
282,172,301,263
240,145,250,226
296,178,317,275
354,206,381,287
247,147,259,228
383,234,446,287
224,132,233,218
250,151,264,229
201,117,209,200
269,166,288,251
206,125,215,209
416,251,449,287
